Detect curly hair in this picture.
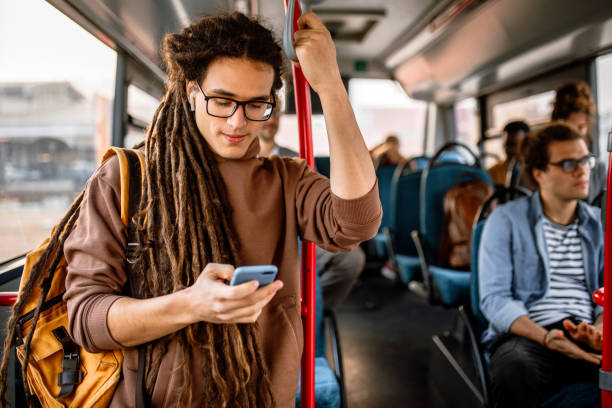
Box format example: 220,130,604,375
519,123,583,186
551,80,595,121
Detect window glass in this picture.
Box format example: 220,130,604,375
492,91,555,132
124,84,160,148
482,138,505,170
0,0,116,263
454,98,480,148
596,53,612,163
276,79,427,158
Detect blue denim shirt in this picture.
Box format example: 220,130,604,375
478,191,604,346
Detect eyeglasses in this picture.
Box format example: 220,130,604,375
196,83,275,121
548,155,596,173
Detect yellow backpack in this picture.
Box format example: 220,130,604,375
4,147,144,407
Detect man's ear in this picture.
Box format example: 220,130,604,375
532,167,544,186
185,81,196,95
186,81,197,112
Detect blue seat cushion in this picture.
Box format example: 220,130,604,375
395,254,421,284
295,357,341,408
430,265,471,306
373,233,387,258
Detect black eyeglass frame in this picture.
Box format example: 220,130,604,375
548,155,596,173
196,83,275,122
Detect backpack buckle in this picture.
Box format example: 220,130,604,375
64,352,79,360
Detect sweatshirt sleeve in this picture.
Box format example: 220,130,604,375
63,156,127,352
293,161,382,252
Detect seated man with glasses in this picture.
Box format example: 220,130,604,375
478,123,603,408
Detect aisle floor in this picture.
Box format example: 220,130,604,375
335,273,459,408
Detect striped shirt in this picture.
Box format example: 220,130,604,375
527,216,594,326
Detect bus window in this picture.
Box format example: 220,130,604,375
349,78,427,159
275,78,427,158
454,97,480,148
492,90,555,132
0,0,116,263
125,84,160,148
596,53,612,163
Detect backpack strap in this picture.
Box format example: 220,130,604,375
104,147,147,408
52,327,83,398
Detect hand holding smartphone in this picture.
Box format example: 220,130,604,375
229,265,278,287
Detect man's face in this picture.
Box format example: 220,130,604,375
565,112,590,138
534,139,590,202
189,57,275,159
258,110,280,143
504,130,525,160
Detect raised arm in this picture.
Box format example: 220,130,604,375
293,12,376,199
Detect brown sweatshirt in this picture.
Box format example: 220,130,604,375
63,139,381,407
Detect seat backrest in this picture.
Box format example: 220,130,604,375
376,165,398,231
409,156,430,171
420,165,492,262
437,150,465,164
470,220,489,329
391,167,422,256
314,156,331,178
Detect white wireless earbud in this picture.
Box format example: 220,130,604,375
189,90,197,112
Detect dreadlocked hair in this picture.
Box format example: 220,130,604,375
130,12,283,406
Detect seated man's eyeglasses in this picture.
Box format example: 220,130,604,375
196,83,275,121
548,155,596,173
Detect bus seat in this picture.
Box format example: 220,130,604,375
408,155,430,171
370,165,398,259
389,164,422,284
436,150,465,164
314,156,331,178
470,220,489,328
412,142,492,307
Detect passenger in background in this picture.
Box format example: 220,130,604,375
487,120,530,186
256,110,366,310
257,109,298,157
479,124,602,408
370,134,405,167
552,80,605,204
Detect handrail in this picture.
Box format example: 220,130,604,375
282,0,325,61
0,292,18,307
284,1,316,406
428,142,481,169
602,129,612,408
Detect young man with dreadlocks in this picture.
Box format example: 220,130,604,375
61,11,380,408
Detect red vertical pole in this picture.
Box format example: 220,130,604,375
603,131,612,407
284,1,316,407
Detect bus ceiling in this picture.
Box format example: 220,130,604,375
47,0,612,104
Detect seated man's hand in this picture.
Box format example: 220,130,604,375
545,329,601,365
186,263,283,324
563,319,602,351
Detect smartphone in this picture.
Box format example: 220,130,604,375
229,265,278,287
